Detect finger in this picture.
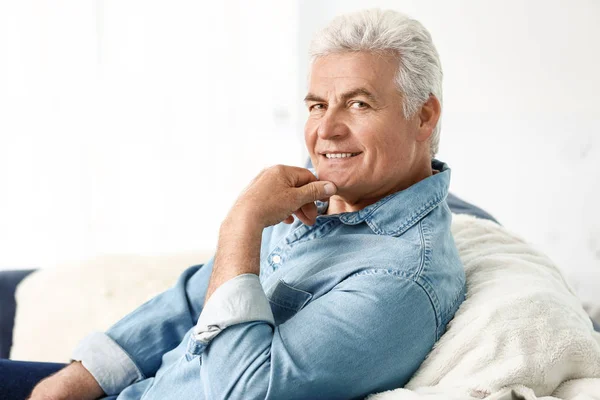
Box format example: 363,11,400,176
299,202,318,225
295,180,337,205
294,208,313,226
282,166,320,188
283,215,295,224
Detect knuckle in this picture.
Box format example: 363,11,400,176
272,164,286,174
258,167,270,176
309,184,319,199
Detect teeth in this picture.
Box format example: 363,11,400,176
325,153,359,159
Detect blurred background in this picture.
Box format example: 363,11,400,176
0,0,598,305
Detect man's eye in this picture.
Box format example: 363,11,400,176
309,104,326,111
350,101,368,109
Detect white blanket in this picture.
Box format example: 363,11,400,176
368,214,600,400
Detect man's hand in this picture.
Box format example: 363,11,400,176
228,165,337,229
28,361,105,400
202,165,337,305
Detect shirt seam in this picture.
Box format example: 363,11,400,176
345,268,440,336
386,193,445,237
414,275,442,339
416,218,441,334
416,219,426,277
287,219,337,247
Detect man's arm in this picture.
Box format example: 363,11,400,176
202,164,337,307
188,165,335,346
28,361,104,400
197,269,437,399
30,261,214,398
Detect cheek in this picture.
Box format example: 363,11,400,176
303,126,311,145
357,129,404,167
304,121,318,151
352,124,387,154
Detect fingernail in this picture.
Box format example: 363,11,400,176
324,183,336,195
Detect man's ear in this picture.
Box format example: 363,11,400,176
416,95,441,142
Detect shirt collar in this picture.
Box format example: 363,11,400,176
311,159,450,237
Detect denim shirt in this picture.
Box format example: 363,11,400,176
71,159,466,400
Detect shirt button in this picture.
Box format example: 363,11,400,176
272,255,281,264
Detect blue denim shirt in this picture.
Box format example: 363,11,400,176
71,159,466,400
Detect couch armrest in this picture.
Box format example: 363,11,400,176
0,269,37,358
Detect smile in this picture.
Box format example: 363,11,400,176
324,152,361,159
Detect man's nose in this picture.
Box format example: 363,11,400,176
317,110,349,140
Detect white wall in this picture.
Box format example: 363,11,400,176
298,0,600,307
0,0,302,269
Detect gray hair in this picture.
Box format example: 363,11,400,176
309,9,443,158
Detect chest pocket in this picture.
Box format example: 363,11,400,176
267,279,313,326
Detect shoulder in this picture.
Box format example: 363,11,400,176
358,202,465,338
415,203,467,334
336,269,441,338
345,205,453,277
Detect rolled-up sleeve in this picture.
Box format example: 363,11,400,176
189,274,274,351
71,331,144,396
198,271,438,400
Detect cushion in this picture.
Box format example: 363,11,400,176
10,252,211,362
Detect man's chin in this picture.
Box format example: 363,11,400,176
321,180,351,193
324,184,356,201
316,169,351,185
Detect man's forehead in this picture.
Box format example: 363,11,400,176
312,51,396,73
310,58,378,82
307,52,397,97
307,76,376,93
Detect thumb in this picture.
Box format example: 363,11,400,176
297,181,337,202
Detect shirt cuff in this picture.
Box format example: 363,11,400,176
191,273,274,347
70,331,145,396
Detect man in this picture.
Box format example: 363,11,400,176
28,8,465,399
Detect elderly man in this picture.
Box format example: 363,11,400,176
25,8,465,400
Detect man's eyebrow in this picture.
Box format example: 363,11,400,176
340,88,379,103
303,88,379,104
303,93,325,103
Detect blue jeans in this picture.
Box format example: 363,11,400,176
0,359,116,400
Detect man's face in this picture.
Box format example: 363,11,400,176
304,51,429,204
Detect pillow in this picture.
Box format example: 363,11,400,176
11,252,211,362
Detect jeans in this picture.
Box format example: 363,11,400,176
0,359,116,400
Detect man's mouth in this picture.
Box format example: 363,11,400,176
323,152,361,159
